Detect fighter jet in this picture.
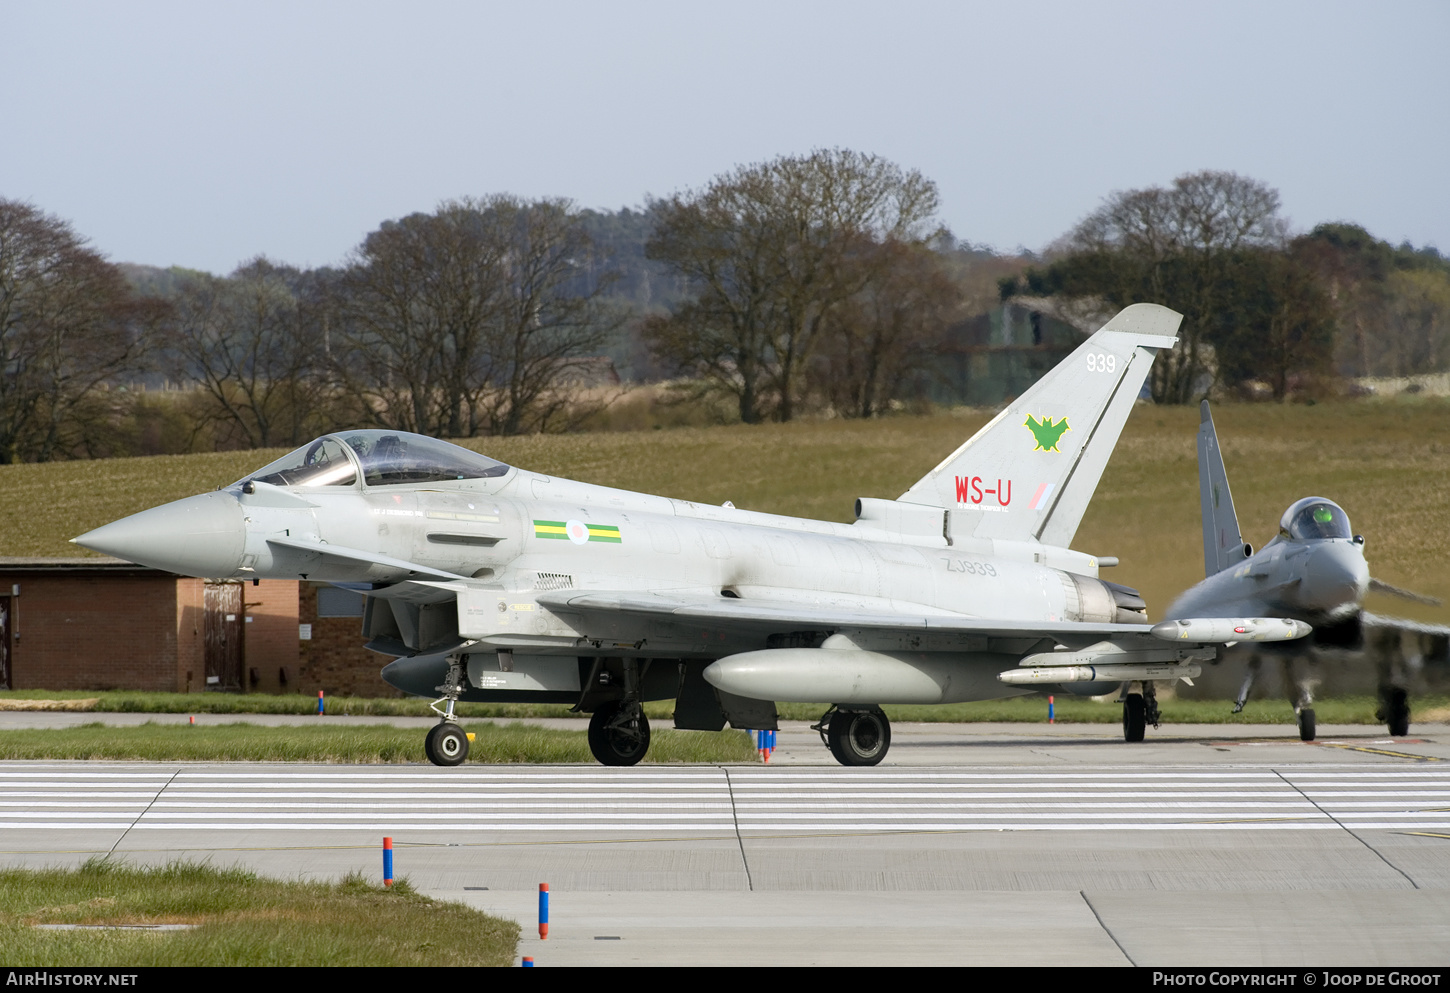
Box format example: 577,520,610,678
74,304,1311,766
1156,402,1448,742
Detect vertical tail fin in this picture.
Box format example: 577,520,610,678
1198,400,1248,576
899,303,1181,547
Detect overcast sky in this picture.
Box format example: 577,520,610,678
4,0,1446,274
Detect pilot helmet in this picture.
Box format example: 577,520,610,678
1278,497,1352,540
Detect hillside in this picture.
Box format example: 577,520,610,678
3,397,1447,623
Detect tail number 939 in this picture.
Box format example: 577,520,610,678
1087,352,1116,373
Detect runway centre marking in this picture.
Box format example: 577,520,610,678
1312,743,1443,761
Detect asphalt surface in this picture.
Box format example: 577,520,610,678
2,716,1448,966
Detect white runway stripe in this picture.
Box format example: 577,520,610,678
4,764,1449,834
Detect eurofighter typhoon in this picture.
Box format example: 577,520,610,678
75,304,1309,766
1149,401,1450,742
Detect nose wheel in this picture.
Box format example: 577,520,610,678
1379,687,1410,737
1297,708,1316,742
425,723,470,766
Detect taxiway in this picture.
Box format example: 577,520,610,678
1,720,1447,966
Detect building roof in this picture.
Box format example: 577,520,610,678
0,556,163,574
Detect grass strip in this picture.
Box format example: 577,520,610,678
3,690,1444,725
864,694,1450,726
0,689,573,718
0,858,518,966
0,720,759,764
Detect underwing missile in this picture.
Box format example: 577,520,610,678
998,662,1202,685
1150,617,1311,643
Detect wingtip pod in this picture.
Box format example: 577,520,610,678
1151,617,1312,643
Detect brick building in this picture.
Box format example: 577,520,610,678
0,559,394,696
297,582,398,697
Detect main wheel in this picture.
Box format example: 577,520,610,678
1386,688,1410,737
425,723,470,766
1123,693,1146,743
588,702,651,766
826,709,890,766
1298,708,1316,742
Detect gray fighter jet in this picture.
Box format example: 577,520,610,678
74,304,1311,766
1157,402,1448,742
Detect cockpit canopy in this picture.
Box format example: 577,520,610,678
1279,497,1353,541
237,431,511,489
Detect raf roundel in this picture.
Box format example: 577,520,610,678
565,520,590,545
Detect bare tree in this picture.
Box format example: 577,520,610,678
1048,170,1289,402
473,198,622,436
167,258,332,448
645,149,941,422
0,199,160,463
812,240,961,417
334,196,620,437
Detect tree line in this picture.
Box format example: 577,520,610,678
3,154,1447,463
999,170,1450,402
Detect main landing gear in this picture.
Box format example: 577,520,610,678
1121,681,1160,743
425,655,471,766
588,700,651,766
581,658,652,766
814,706,891,766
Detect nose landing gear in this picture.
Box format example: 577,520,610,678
425,655,471,767
425,722,471,766
1378,685,1410,737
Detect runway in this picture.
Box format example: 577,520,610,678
3,722,1449,966
6,765,1450,834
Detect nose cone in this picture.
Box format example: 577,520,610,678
74,492,246,578
1300,541,1371,616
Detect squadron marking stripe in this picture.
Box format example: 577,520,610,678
532,520,622,543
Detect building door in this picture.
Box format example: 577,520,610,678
0,596,11,690
203,582,244,691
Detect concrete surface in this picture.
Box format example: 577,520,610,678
1,717,1448,966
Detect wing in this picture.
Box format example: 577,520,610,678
1361,612,1450,669
536,588,1158,647
1363,611,1450,638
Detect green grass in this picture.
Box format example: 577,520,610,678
0,859,519,966
0,720,760,763
855,694,1450,726
5,689,1445,726
0,688,585,718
